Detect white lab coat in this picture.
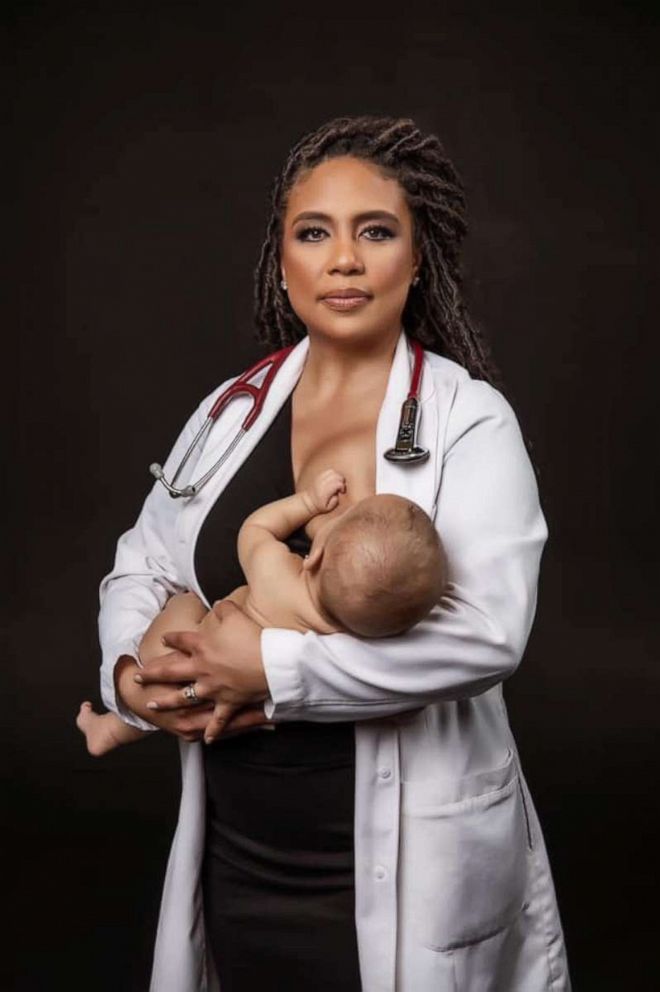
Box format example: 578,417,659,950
99,330,571,991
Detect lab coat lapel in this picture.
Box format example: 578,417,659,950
188,336,311,510
376,331,439,519
179,337,311,600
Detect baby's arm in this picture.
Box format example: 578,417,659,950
237,470,345,584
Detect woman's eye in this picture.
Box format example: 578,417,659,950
296,226,327,242
362,225,395,240
295,224,395,243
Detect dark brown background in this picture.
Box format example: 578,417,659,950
8,2,658,989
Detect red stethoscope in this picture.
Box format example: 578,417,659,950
150,336,429,499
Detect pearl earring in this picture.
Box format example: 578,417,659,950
412,274,420,286
281,277,288,291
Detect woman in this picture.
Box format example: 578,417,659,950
99,115,571,991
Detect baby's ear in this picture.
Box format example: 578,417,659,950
302,544,324,571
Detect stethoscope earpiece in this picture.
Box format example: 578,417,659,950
150,462,196,498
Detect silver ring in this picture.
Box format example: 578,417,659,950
182,682,199,703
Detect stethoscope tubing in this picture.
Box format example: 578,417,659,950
150,336,428,499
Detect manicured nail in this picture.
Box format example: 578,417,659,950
133,674,143,683
204,736,214,745
146,701,158,710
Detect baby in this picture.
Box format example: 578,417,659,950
78,468,446,756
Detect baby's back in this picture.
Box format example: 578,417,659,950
226,551,340,635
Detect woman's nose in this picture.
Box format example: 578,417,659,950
328,237,364,274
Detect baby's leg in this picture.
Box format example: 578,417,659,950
76,702,146,757
139,591,208,663
77,593,208,757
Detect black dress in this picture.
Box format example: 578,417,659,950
194,394,362,991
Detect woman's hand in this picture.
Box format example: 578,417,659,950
134,600,271,744
115,653,273,742
115,655,215,742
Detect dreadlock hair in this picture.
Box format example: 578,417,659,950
253,114,504,390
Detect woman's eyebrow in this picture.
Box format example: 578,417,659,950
290,209,400,226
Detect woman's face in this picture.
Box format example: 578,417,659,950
279,155,420,346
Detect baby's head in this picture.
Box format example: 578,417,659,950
306,494,446,638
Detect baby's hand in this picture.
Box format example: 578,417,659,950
308,469,346,514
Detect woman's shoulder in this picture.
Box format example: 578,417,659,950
422,350,529,464
423,350,514,422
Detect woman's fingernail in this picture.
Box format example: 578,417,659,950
204,736,214,745
133,674,143,683
146,701,158,710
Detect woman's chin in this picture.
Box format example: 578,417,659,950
302,310,401,345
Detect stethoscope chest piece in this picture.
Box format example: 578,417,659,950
383,360,430,464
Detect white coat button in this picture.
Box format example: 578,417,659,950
374,865,388,880
378,767,392,780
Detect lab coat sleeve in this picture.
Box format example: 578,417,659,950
260,377,549,722
97,382,231,731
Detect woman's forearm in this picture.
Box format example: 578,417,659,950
97,380,229,726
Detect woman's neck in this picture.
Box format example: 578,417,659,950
297,326,402,401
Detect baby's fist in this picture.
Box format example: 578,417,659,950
309,469,346,513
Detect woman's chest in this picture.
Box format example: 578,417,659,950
291,393,381,540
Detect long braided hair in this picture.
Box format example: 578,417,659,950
253,114,504,391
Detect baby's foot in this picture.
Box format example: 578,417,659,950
76,701,123,757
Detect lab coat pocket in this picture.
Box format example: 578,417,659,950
400,749,528,951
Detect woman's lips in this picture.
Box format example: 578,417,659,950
321,295,372,311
